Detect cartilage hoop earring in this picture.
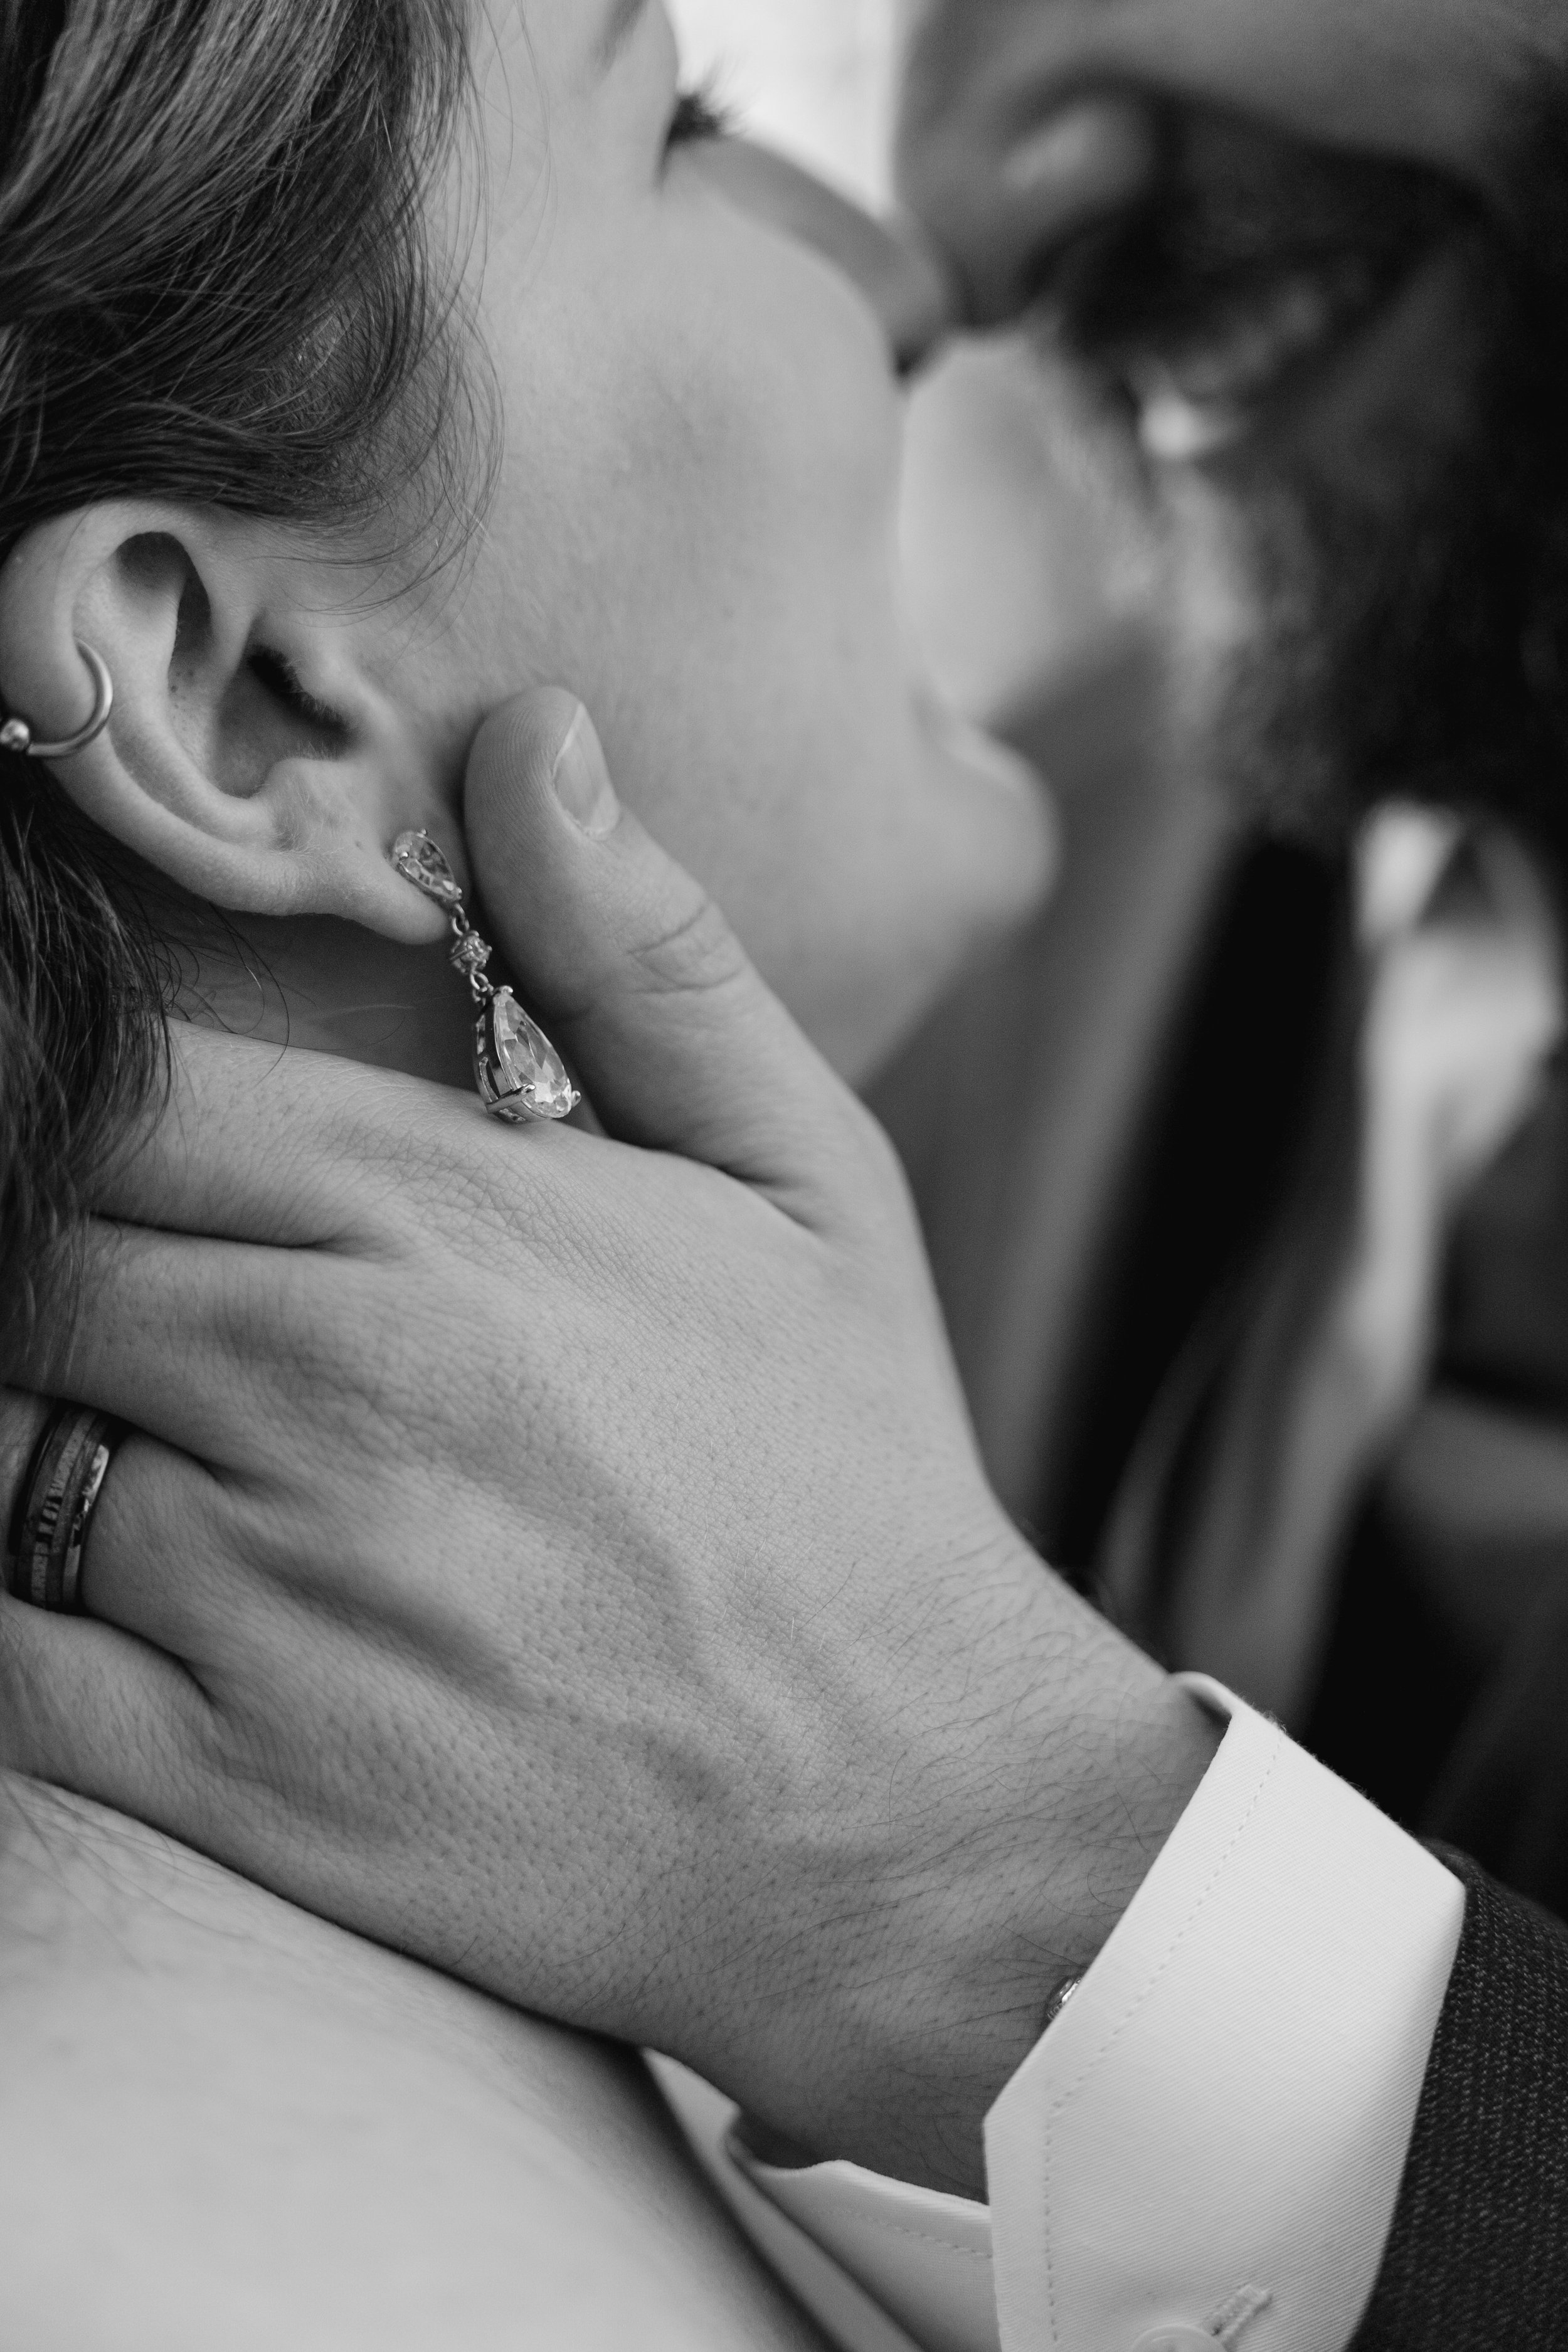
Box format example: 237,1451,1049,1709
0,641,114,759
390,830,581,1124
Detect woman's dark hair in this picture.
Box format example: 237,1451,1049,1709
0,0,477,1320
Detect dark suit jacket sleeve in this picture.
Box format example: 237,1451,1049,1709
1350,1846,1568,2351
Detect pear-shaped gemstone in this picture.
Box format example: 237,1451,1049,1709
477,988,579,1122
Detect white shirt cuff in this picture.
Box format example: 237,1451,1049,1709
709,1677,1465,2352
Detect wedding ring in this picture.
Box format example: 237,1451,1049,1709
4,1403,125,1613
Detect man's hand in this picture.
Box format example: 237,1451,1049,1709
899,0,1566,325
0,690,1216,2196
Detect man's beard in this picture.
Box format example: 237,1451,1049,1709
1211,239,1568,865
1052,104,1568,872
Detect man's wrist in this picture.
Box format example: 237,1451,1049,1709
884,1661,1223,2199
725,1572,1223,2200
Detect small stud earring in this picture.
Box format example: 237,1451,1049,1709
391,830,580,1125
0,640,115,760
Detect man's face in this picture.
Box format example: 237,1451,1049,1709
901,6,1568,861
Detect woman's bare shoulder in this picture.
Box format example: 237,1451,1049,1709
0,1774,822,2352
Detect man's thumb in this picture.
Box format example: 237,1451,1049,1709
464,689,856,1190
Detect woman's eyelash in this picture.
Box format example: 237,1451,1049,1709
665,84,735,152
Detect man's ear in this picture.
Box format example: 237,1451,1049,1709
0,502,459,945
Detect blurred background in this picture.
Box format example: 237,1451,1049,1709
667,0,900,207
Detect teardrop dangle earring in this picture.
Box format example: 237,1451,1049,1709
391,830,581,1124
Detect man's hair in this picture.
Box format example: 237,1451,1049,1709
0,0,477,1319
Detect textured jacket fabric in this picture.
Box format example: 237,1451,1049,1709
1351,1848,1568,2351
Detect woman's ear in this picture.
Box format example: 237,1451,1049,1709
0,503,460,945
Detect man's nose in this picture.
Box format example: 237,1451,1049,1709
686,136,960,377
902,89,1160,329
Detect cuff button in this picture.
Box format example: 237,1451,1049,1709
1132,2330,1216,2352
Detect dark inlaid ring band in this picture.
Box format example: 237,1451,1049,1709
4,1403,126,1613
